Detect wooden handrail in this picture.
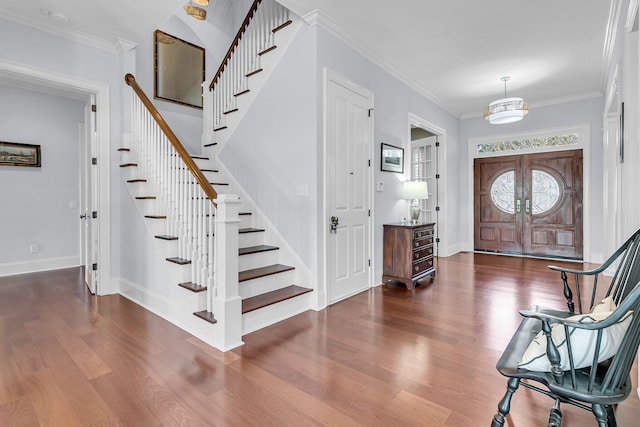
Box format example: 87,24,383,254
208,0,262,91
125,73,218,205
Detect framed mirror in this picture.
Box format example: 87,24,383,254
154,30,205,109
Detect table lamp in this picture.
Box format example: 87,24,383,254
402,181,429,223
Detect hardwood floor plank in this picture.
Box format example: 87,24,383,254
0,256,638,426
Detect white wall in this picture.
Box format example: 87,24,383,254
459,96,605,261
0,85,84,265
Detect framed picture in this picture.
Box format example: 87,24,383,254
0,141,41,167
381,143,404,173
154,30,205,109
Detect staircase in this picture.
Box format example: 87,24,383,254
120,0,311,352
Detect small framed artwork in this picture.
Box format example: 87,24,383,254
381,143,404,173
0,141,41,167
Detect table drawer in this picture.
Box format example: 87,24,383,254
413,228,433,240
411,257,434,277
413,236,434,248
413,246,433,261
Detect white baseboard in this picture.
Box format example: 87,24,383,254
0,256,80,277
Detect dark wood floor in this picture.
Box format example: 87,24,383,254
1,253,638,426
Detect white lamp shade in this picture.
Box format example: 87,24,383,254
402,181,429,200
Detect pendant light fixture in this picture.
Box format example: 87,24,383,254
184,0,207,20
484,76,528,124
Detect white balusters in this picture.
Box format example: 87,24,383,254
209,0,289,134
129,91,217,301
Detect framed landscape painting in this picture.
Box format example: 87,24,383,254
381,143,404,173
0,142,41,167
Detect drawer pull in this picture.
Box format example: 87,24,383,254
415,266,419,272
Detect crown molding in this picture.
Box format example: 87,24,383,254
0,8,124,54
302,9,460,119
460,90,603,120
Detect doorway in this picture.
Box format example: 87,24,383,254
325,70,373,305
474,149,583,259
0,59,111,294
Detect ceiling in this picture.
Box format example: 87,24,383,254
0,0,616,118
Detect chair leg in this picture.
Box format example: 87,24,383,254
491,377,520,427
605,405,617,427
548,400,562,427
592,404,610,427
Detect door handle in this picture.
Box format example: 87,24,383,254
525,198,530,214
516,198,521,214
80,213,88,219
330,216,339,233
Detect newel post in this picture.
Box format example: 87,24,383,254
212,194,244,351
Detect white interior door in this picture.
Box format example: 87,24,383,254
326,75,373,304
81,96,98,293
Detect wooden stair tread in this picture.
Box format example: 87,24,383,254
127,179,147,183
258,45,277,56
234,89,250,97
201,168,218,172
239,245,279,256
145,215,166,219
135,196,156,200
213,126,228,132
179,282,207,293
239,264,294,282
272,20,292,33
166,257,191,265
203,143,218,148
119,163,137,167
117,148,130,152
246,69,263,77
239,212,251,216
223,108,239,115
191,155,209,160
239,228,264,234
155,235,178,241
242,285,312,314
194,310,217,324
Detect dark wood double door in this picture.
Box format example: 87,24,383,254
474,149,583,259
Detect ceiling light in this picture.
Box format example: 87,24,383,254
484,77,528,125
184,3,207,20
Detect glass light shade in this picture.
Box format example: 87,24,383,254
184,4,207,20
484,97,529,124
402,181,429,200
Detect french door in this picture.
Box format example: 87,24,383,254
474,149,583,259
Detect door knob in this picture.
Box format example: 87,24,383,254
330,216,339,233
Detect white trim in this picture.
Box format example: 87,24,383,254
407,113,450,257
467,124,593,261
305,10,457,119
626,0,639,32
0,59,112,295
0,9,132,54
322,68,375,309
0,256,80,277
602,0,624,91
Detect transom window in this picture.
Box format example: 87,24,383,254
477,134,578,155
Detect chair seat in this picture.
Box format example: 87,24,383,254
496,305,632,405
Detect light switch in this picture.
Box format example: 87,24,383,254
295,184,308,196
376,182,384,192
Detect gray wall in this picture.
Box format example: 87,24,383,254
0,85,84,264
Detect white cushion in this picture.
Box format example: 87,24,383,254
518,300,632,372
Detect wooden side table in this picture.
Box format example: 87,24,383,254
382,222,436,290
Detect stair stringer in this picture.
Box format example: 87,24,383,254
207,158,315,335
203,14,303,153
117,135,222,350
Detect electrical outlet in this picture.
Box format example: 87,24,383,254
376,182,384,192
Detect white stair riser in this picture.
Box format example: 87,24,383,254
238,231,265,247
239,269,295,298
242,291,312,335
238,250,279,271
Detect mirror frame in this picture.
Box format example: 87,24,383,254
154,30,205,109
